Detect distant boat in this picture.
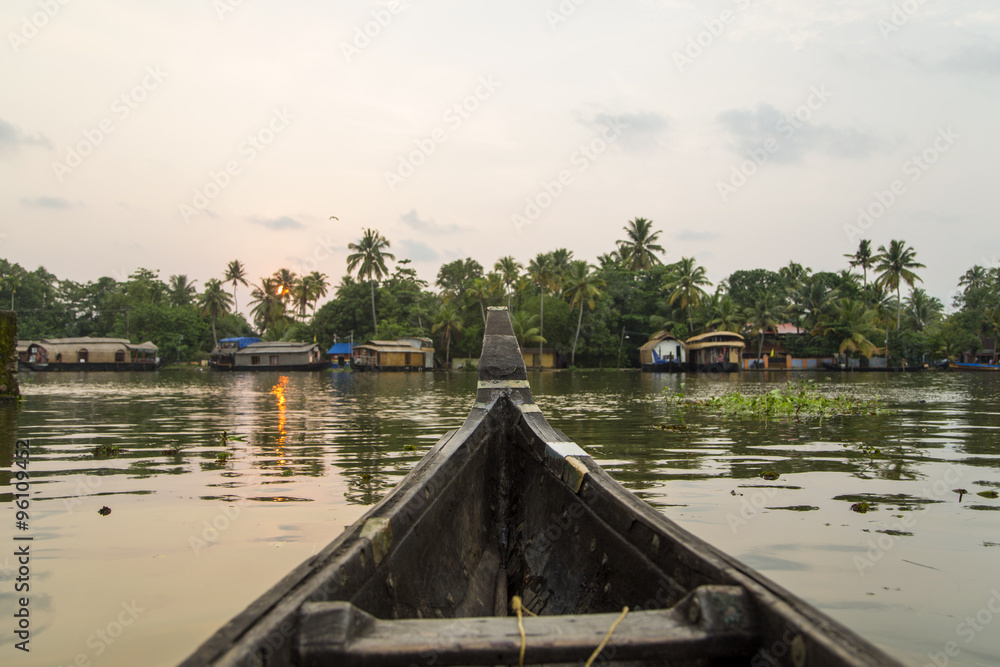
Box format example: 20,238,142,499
210,338,330,371
18,337,158,371
950,361,1000,371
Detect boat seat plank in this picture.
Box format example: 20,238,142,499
298,585,756,666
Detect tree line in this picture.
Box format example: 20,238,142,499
1,218,996,366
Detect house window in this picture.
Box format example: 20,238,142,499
251,355,260,365
405,352,412,366
78,348,88,363
270,355,279,365
115,350,125,362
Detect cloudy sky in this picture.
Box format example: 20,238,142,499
2,0,998,309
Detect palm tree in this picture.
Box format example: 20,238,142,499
743,293,786,359
959,265,987,293
466,277,493,326
825,298,878,359
197,279,233,347
494,256,522,310
290,277,311,321
617,217,665,271
844,240,874,287
510,311,545,347
663,257,712,333
272,268,297,302
527,253,557,369
224,260,249,311
305,270,329,315
249,277,287,335
794,275,838,334
873,239,925,330
168,274,197,307
346,228,396,332
432,304,463,366
705,294,741,333
562,261,604,365
904,288,943,332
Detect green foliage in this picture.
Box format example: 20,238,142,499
666,381,895,421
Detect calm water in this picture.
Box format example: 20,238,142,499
2,369,999,666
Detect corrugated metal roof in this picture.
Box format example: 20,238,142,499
237,342,319,355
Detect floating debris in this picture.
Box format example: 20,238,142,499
92,445,125,458
760,470,780,481
402,444,418,451
851,501,871,514
953,488,968,502
217,452,232,463
98,506,111,516
161,445,184,456
976,490,999,499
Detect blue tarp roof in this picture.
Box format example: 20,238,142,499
328,343,354,355
221,337,262,350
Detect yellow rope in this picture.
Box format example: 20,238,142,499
512,596,527,667
584,606,630,667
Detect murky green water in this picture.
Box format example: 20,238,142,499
2,369,999,666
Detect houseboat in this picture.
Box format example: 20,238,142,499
352,337,434,371
685,331,744,372
212,339,330,371
209,337,261,369
19,337,158,371
521,346,562,369
639,331,687,372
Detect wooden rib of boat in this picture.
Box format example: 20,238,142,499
182,307,902,667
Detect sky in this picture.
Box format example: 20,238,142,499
2,0,999,312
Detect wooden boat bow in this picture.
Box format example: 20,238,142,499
182,307,902,667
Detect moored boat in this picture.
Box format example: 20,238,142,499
211,338,331,371
18,337,158,371
949,361,1000,371
183,308,902,667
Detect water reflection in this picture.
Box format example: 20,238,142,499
4,369,1000,666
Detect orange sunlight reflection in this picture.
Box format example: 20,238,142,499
270,376,289,453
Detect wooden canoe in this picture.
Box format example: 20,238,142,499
182,307,903,667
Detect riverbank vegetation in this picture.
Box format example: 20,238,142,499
2,219,997,365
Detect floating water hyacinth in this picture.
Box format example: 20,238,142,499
665,381,894,422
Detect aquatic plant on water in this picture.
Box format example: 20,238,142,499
664,381,895,422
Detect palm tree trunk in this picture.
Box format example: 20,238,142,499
538,288,544,369
571,299,584,366
445,331,451,365
211,318,218,348
896,284,903,331
758,332,765,359
479,298,486,326
370,280,377,334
